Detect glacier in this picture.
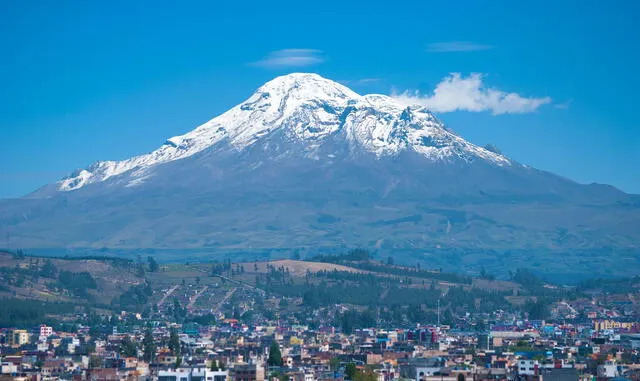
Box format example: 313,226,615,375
57,73,509,192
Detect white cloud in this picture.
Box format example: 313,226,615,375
426,41,493,53
392,73,552,115
251,49,324,68
338,78,382,85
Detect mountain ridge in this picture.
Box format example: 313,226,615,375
2,73,638,277
37,73,509,196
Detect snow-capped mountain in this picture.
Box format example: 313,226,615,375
2,73,639,277
54,73,508,193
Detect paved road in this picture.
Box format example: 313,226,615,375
214,287,237,314
187,286,208,310
157,284,179,307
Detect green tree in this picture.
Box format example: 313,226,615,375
14,249,26,259
171,298,186,322
354,368,378,381
168,327,181,356
513,268,543,290
524,299,549,320
136,263,146,277
147,256,159,272
120,336,138,357
292,250,301,260
345,363,357,380
41,259,58,278
89,355,102,369
267,341,283,366
341,313,354,334
479,267,495,280
442,309,454,326
83,341,96,356
142,328,156,362
55,343,70,357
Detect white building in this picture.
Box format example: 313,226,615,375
400,358,445,381
517,360,539,376
0,362,18,375
597,362,619,378
39,324,53,340
37,341,49,352
158,367,228,381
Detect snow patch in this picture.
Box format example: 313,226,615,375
57,73,511,192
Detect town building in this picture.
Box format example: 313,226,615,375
39,324,53,340
232,363,265,381
158,367,229,381
7,329,30,348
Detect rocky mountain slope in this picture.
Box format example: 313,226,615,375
1,73,638,276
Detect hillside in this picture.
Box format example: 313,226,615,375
4,249,640,328
0,250,525,324
0,251,142,306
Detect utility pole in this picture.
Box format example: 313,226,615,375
437,298,440,327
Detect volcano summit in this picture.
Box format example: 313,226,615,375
2,73,638,276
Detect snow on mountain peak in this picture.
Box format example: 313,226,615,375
57,73,509,192
257,73,361,103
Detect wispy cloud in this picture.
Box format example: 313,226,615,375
339,78,382,86
555,99,573,109
250,49,325,68
426,41,493,53
392,73,552,115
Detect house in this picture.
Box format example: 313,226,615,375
158,367,228,381
0,362,18,375
232,363,265,381
399,358,445,381
86,368,121,381
517,360,539,377
39,325,53,340
7,329,30,347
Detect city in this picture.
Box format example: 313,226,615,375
1,249,640,381
1,2,638,381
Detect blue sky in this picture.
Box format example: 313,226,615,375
0,0,638,198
